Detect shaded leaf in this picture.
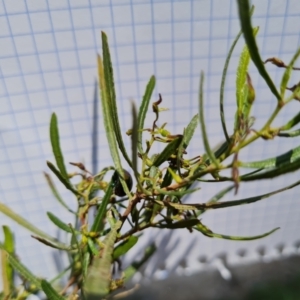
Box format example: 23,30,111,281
154,200,199,211
44,172,76,214
0,245,41,289
153,137,182,167
278,129,300,137
177,114,198,174
113,236,138,260
47,212,72,233
195,222,279,240
46,161,80,196
91,180,113,233
124,243,156,281
41,280,64,300
31,236,73,251
199,71,219,167
138,75,156,154
158,219,200,229
0,202,63,246
154,187,200,197
237,0,281,101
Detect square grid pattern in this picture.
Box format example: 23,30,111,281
1,0,300,282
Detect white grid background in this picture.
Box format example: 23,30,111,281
1,0,300,283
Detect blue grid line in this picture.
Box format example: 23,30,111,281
45,0,81,159
170,1,176,133
130,0,141,103
1,33,298,60
189,0,194,121
0,5,295,20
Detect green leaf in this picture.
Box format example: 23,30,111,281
47,212,72,233
113,236,138,260
280,111,300,131
98,54,130,198
204,179,300,210
194,222,279,240
1,226,14,295
280,47,300,99
46,161,81,196
31,236,73,251
153,137,182,167
0,245,41,289
154,200,199,211
0,202,64,247
84,220,121,297
44,172,76,214
101,32,132,169
278,129,300,138
158,219,200,229
199,71,219,168
41,280,65,300
49,113,69,181
240,145,300,169
124,243,156,281
237,0,281,102
138,75,156,154
90,180,113,233
131,101,140,187
154,187,200,197
177,114,198,174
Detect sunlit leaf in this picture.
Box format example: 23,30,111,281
280,47,300,99
278,129,300,137
84,220,121,297
138,75,156,154
237,0,281,101
154,200,199,211
31,236,73,251
97,54,131,198
101,32,132,168
50,113,69,181
47,212,72,233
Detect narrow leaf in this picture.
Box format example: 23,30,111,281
47,161,80,196
195,222,279,240
98,55,130,198
154,200,199,211
237,0,281,101
199,71,219,168
159,219,200,229
124,243,156,281
0,202,64,247
113,236,138,260
280,111,300,131
101,32,132,168
0,245,41,289
91,180,113,233
138,75,156,153
84,220,121,297
47,212,72,233
155,187,200,197
41,280,65,300
278,129,300,138
177,114,198,174
1,226,14,295
240,145,300,169
31,236,73,251
44,172,76,214
50,113,69,181
131,101,139,185
153,137,182,167
280,47,300,99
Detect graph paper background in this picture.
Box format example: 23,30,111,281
1,0,300,284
